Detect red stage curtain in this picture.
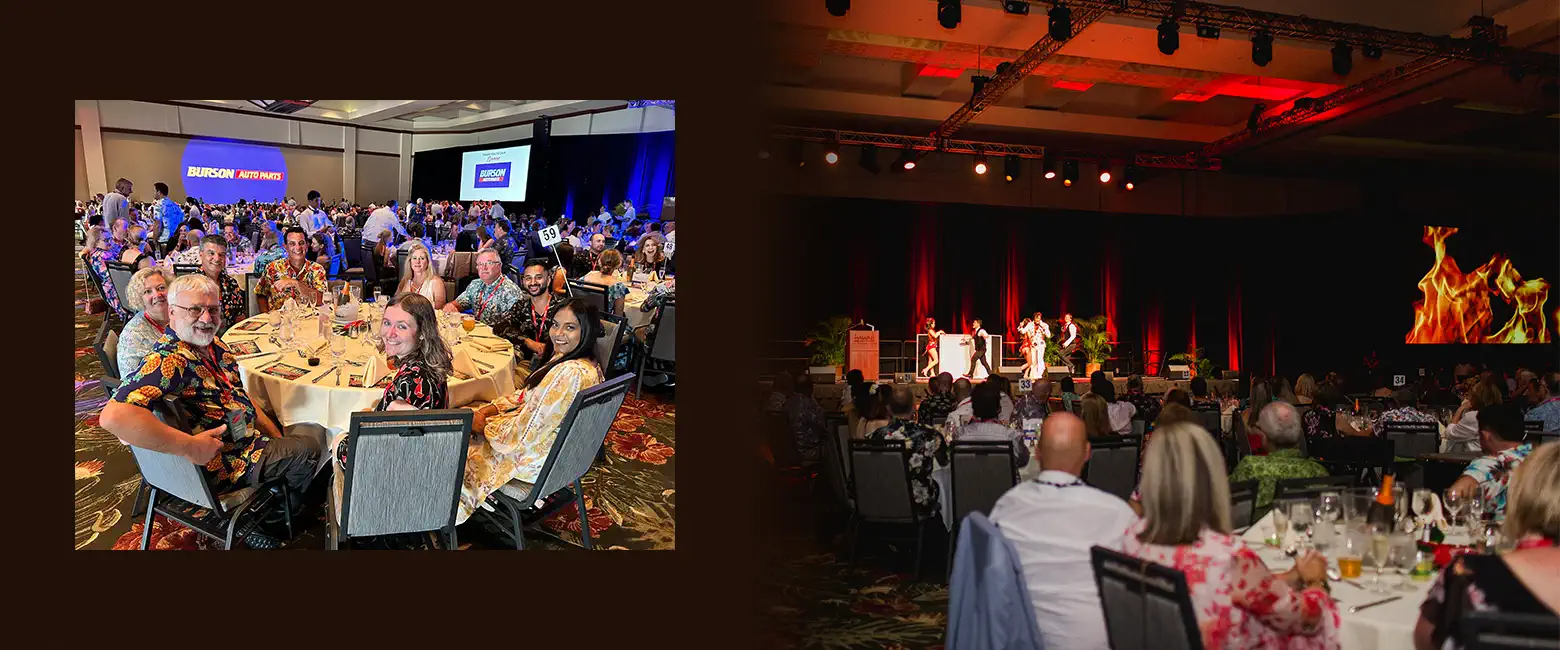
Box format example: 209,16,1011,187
911,206,938,336
1227,272,1243,372
1102,240,1120,344
1003,221,1024,346
1143,295,1162,375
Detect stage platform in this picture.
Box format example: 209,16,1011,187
760,376,1239,415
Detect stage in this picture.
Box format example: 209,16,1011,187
760,376,1240,414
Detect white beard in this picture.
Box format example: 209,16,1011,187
177,323,217,347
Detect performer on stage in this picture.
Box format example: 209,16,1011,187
920,317,945,378
1059,313,1081,374
1016,317,1036,378
1028,311,1051,380
965,318,992,379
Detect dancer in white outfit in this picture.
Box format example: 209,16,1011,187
1028,311,1051,381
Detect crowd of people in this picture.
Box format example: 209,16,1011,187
763,363,1559,649
80,178,677,549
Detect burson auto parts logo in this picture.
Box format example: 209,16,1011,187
474,162,511,187
186,166,285,182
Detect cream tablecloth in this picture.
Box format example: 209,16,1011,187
222,310,516,435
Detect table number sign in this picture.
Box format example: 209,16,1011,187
537,225,562,248
1393,374,1406,387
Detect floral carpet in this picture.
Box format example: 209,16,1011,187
73,255,676,550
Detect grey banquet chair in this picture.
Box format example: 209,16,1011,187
172,263,202,276
945,439,1020,575
478,373,634,550
634,300,675,398
95,318,121,391
1460,610,1560,650
328,410,473,550
1091,545,1206,650
105,260,137,311
1229,479,1260,530
847,439,940,580
593,312,629,379
568,280,609,316
131,399,293,550
244,273,262,318
1083,435,1142,501
1272,474,1356,503
1381,420,1439,458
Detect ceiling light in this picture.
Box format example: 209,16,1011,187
1251,31,1274,67
893,147,919,171
825,0,849,17
1332,42,1353,76
1099,169,1112,183
1047,4,1072,41
858,144,881,174
974,154,988,175
938,0,961,29
1002,0,1029,16
1004,155,1021,182
1042,159,1057,179
1157,19,1180,55
825,150,839,165
1121,165,1139,191
1062,160,1078,187
1195,24,1220,39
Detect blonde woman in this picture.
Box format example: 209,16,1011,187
395,242,446,309
1443,378,1503,453
1121,423,1341,649
1294,374,1318,404
116,266,174,375
1415,441,1560,650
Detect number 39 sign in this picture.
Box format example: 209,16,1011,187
537,225,562,247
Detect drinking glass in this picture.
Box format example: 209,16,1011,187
462,315,476,334
1389,534,1417,591
1443,489,1468,535
1412,488,1435,520
1269,504,1291,550
1367,523,1392,593
1289,502,1315,551
1467,490,1485,525
330,332,346,370
278,318,296,356
1318,492,1342,525
1337,529,1365,580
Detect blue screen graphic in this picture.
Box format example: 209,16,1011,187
180,139,289,204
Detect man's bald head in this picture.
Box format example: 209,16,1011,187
1038,412,1090,476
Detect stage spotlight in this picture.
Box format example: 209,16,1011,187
1251,31,1274,67
1002,0,1029,16
1362,43,1382,59
1048,3,1072,41
1195,23,1220,39
1331,42,1353,76
1157,19,1180,55
1121,165,1139,191
858,144,881,174
893,147,919,171
1061,159,1078,187
974,154,988,175
1042,158,1057,179
1004,155,1021,182
824,150,839,165
938,0,961,29
825,0,849,17
1098,168,1112,184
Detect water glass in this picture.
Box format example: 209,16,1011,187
1443,489,1468,534
1289,501,1315,551
1389,534,1417,591
330,332,346,369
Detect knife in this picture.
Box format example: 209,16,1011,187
1348,596,1402,613
237,350,281,361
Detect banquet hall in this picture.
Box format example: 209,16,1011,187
752,3,1559,648
74,99,677,550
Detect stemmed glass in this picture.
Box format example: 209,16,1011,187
1367,523,1393,593
1466,490,1486,527
1443,489,1468,536
1316,492,1341,551
1289,501,1315,552
277,317,296,357
329,332,347,374
1269,503,1291,550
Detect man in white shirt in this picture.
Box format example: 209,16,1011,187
490,201,505,221
297,190,329,237
989,412,1138,650
954,382,1029,467
621,199,636,222
362,200,410,242
595,205,613,226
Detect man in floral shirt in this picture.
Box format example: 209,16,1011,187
1450,403,1533,518
1230,402,1329,515
868,386,947,520
1374,388,1439,434
442,247,522,328
196,235,247,332
1524,372,1560,432
98,273,325,549
255,227,327,311
917,373,958,426
1122,375,1162,432
1009,378,1051,430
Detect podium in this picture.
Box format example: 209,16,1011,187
848,330,879,380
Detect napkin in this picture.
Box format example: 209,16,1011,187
362,354,388,387
452,347,480,380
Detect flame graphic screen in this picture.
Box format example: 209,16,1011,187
1407,226,1556,344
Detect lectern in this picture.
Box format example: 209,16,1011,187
848,329,879,380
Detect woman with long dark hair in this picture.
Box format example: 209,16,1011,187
458,298,605,523
921,317,945,379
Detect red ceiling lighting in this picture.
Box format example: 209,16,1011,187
1171,91,1215,102
917,64,964,78
1050,79,1096,92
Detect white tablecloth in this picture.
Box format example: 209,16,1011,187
222,310,516,434
1242,512,1431,650
624,287,653,330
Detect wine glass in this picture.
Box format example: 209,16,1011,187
1389,534,1417,592
1443,489,1467,535
277,317,296,357
1289,501,1315,551
1412,488,1435,523
329,332,346,372
1466,490,1486,526
1367,523,1393,593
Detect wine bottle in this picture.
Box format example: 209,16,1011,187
1367,468,1397,530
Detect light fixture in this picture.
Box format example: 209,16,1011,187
1099,167,1112,183
824,141,840,165
1048,3,1072,41
1120,165,1139,191
938,0,961,29
1062,160,1078,186
1362,43,1382,59
972,74,990,97
1042,159,1057,179
1004,155,1021,182
825,0,849,18
893,147,919,171
858,144,881,174
1195,24,1220,39
1251,31,1273,67
1002,0,1029,15
974,153,988,175
1332,42,1353,76
1157,19,1180,55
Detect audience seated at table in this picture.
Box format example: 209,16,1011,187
1447,402,1536,519
1414,440,1560,650
1373,387,1439,433
1163,387,1193,410
785,373,827,463
633,232,674,278
396,242,446,309
866,386,945,520
494,259,561,365
1304,384,1368,439
1121,374,1160,430
1009,378,1050,429
990,412,1138,650
170,230,205,266
1229,402,1329,517
252,230,285,273
194,235,246,333
1295,373,1318,405
953,382,1028,468
99,273,326,549
1190,376,1221,409
1443,378,1503,453
1090,373,1136,434
1121,422,1341,649
948,375,1014,427
1058,376,1081,413
255,228,327,311
579,249,629,316
442,248,521,329
1528,372,1560,431
116,267,173,376
459,298,604,523
83,225,131,322
335,293,452,471
764,372,793,417
917,373,958,426
1156,402,1198,429
1081,394,1115,438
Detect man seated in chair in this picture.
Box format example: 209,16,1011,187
99,273,326,549
866,386,946,521
953,382,1029,470
989,412,1138,650
255,227,327,312
442,248,522,330
1229,401,1328,516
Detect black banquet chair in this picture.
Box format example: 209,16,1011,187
328,410,472,550
945,439,1019,574
634,300,676,398
847,439,940,580
1083,435,1142,501
1092,545,1206,650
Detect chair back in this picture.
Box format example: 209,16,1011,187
818,423,852,508
1233,411,1254,456
1273,475,1356,502
343,237,364,268
105,261,136,309
1131,419,1145,436
396,248,410,282
1083,435,1142,501
339,410,472,537
1198,410,1222,437
173,263,201,276
849,440,919,522
949,440,1018,528
1461,610,1560,650
1523,420,1544,434
1229,479,1259,529
134,400,222,511
594,312,628,377
244,273,261,317
1382,420,1440,458
95,319,121,380
569,280,609,315
1091,545,1206,650
526,374,635,503
647,301,676,362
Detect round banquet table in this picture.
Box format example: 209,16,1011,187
623,286,654,330
220,307,517,435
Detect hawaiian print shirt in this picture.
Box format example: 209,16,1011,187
1375,406,1439,435
252,245,287,275
256,258,327,308
785,393,827,462
494,294,559,363
1302,404,1341,438
1462,443,1533,518
1124,390,1162,431
917,391,959,426
453,276,523,327
170,246,203,266
1527,397,1560,432
215,273,246,332
1229,448,1330,513
85,248,130,322
865,418,947,520
111,331,267,494
1008,394,1049,429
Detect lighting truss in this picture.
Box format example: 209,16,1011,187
771,126,1223,171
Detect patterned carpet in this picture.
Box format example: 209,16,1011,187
73,254,675,550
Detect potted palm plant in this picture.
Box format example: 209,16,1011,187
803,316,851,383
1076,315,1114,375
1167,346,1214,378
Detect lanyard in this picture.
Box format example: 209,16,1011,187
1035,477,1087,488
529,296,551,334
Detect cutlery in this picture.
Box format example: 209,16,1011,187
334,366,343,386
311,368,332,384
237,350,280,361
1348,596,1402,613
474,359,494,371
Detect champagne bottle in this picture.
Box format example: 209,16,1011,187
1367,468,1397,530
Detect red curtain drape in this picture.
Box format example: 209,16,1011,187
1143,295,1162,375
1102,240,1120,343
1003,221,1024,346
1227,271,1243,372
910,206,938,337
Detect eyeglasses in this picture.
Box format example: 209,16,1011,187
171,304,222,318
476,261,503,268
